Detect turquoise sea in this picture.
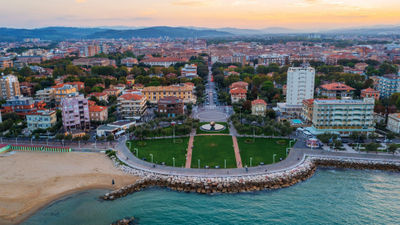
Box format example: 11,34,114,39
23,169,400,225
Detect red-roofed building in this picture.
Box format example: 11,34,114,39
361,88,380,100
65,81,85,91
157,96,184,117
89,105,108,122
88,92,108,102
229,81,249,91
317,82,355,98
251,99,267,116
230,88,247,103
141,57,188,67
117,93,147,120
104,88,121,97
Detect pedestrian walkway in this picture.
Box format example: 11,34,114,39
185,134,195,168
232,136,243,168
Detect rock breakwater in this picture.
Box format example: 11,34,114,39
104,157,400,201
104,158,316,200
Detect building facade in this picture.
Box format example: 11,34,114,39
0,74,21,100
251,99,267,116
387,113,400,133
35,88,55,104
0,57,13,69
117,93,147,120
142,84,196,104
286,65,315,106
317,82,355,98
376,74,400,99
181,64,198,78
54,84,78,104
311,98,375,136
61,95,90,132
230,88,247,103
89,105,108,122
26,110,57,132
157,96,184,117
361,88,380,100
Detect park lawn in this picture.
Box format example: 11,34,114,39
238,138,292,167
128,138,189,167
196,122,230,134
191,135,236,168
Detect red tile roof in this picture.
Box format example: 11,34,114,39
252,99,267,105
89,105,107,112
119,93,144,101
320,82,355,91
361,88,379,93
230,88,247,94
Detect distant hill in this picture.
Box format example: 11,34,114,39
0,26,231,41
87,26,231,39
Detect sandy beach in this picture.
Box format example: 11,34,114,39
0,151,139,225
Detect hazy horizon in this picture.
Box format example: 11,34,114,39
1,0,400,30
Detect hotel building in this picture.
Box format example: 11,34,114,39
311,98,375,136
26,110,57,132
0,74,21,100
142,84,196,104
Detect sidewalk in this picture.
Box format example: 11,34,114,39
185,129,196,168
232,136,243,168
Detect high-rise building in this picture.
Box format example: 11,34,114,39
61,95,90,132
376,74,400,99
286,65,315,106
0,74,21,100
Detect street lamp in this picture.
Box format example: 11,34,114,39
171,121,176,143
273,154,277,164
198,159,200,168
250,157,253,167
173,157,175,167
134,148,139,158
224,159,226,169
286,148,290,157
149,154,153,163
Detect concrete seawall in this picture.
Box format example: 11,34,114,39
103,157,400,200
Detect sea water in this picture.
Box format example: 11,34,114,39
23,169,400,225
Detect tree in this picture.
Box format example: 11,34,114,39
106,134,115,141
365,143,380,152
388,144,398,155
386,131,396,140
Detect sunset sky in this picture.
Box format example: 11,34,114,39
1,0,400,30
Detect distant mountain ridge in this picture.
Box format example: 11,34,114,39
0,26,231,41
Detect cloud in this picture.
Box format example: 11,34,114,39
171,0,208,7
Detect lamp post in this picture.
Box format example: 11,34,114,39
173,157,175,167
31,137,33,145
149,154,153,163
273,154,277,164
78,140,81,149
134,148,139,158
224,159,226,169
198,159,200,168
286,148,290,157
250,157,253,167
62,139,64,147
171,121,176,143
15,137,18,144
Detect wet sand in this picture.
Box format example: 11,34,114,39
0,151,138,224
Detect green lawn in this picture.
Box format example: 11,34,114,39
196,122,230,134
238,138,293,167
127,138,189,167
191,135,236,168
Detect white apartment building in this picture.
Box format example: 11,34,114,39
286,65,315,106
181,64,198,78
0,74,21,100
387,113,400,133
35,87,55,104
310,98,375,136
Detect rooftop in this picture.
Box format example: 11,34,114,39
319,82,355,91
